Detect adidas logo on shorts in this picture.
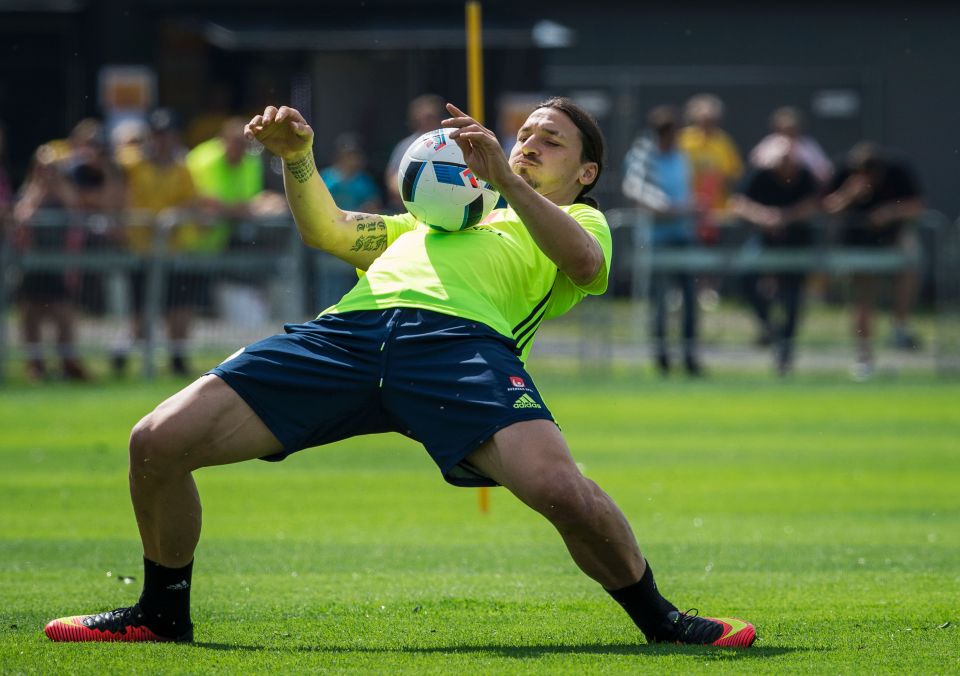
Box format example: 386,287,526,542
513,393,542,409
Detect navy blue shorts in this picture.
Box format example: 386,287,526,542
208,308,554,487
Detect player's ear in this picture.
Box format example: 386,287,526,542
578,161,598,186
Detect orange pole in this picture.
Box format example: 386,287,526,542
466,1,484,124
466,0,489,514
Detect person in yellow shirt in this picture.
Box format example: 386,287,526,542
677,93,744,245
119,109,204,376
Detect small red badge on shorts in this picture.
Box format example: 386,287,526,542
509,376,526,388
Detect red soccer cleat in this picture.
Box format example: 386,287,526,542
44,605,192,643
655,609,756,647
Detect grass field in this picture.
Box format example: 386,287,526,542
1,371,957,673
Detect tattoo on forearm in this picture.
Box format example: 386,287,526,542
354,217,386,233
350,233,387,252
286,155,315,183
345,215,386,252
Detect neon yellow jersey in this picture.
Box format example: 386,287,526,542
324,203,612,363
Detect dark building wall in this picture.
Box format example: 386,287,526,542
2,1,956,217
539,2,960,216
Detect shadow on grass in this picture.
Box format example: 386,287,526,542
193,641,805,659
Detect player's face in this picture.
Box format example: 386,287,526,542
509,108,597,202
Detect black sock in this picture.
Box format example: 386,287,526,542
138,557,193,637
606,561,678,641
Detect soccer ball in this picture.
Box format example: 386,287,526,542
397,128,500,232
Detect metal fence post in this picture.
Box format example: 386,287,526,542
142,212,173,379
934,214,960,376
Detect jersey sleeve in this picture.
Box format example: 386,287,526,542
544,203,613,319
381,211,422,246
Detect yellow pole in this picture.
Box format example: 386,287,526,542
465,0,489,514
466,0,485,124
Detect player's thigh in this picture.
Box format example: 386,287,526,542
131,373,283,471
465,419,586,513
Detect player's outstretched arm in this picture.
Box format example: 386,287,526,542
245,105,388,270
442,103,602,287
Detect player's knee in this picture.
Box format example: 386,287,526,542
527,469,597,525
129,414,186,478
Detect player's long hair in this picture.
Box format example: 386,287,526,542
535,96,605,208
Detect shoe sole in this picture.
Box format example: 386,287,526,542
44,617,193,643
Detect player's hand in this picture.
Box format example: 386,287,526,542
245,106,314,162
441,103,514,190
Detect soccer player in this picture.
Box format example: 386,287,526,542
44,99,756,647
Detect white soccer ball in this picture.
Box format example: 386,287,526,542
397,128,500,232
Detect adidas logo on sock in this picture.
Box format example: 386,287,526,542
166,580,190,591
513,393,542,409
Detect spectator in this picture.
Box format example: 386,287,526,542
384,94,446,212
187,117,264,249
0,121,12,331
0,122,13,235
11,144,89,381
678,93,744,246
184,82,233,149
823,142,925,379
750,106,833,187
0,122,11,216
60,119,126,316
111,118,150,170
118,108,202,377
314,133,384,306
320,133,382,213
731,135,820,375
61,119,126,215
622,105,703,376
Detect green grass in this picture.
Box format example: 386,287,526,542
1,371,958,673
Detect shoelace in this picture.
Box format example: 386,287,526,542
82,606,143,633
671,608,724,643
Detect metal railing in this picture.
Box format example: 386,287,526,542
0,209,310,381
1,208,958,381
589,208,958,375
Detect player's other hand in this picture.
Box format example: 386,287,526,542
245,106,314,162
441,103,513,191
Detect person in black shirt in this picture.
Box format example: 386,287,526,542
824,143,924,378
731,136,819,375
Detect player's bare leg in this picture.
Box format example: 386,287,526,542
45,374,283,642
468,419,643,588
466,419,756,646
129,374,284,567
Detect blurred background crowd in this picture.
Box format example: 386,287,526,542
1,0,957,383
